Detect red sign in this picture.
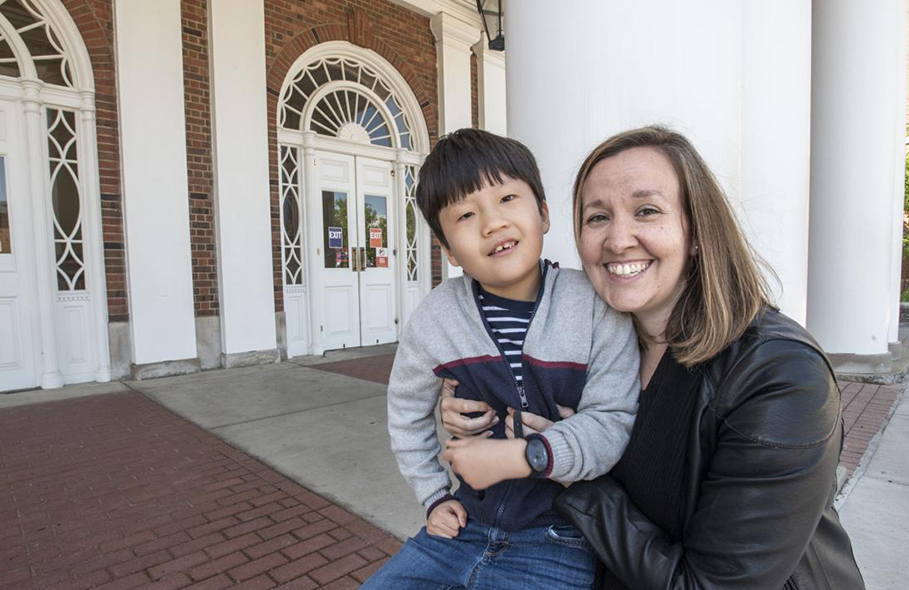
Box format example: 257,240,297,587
376,247,388,268
369,227,383,248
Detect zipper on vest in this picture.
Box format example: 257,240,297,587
517,384,529,409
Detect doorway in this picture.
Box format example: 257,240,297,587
316,151,396,350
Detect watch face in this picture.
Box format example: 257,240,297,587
527,438,548,473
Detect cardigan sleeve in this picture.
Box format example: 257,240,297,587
555,339,843,589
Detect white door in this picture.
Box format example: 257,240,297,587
315,151,397,350
355,157,396,346
0,99,38,391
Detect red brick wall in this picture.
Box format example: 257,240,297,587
61,0,128,321
264,0,440,308
181,0,218,316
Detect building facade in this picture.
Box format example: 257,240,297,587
0,0,905,393
0,0,502,391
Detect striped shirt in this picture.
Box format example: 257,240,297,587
477,287,534,389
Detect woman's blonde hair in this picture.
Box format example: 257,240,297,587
573,125,774,366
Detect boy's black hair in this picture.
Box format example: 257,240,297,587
415,128,546,248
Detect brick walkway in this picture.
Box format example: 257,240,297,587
839,381,903,479
0,392,401,589
309,355,394,385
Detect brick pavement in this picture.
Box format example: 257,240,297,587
0,392,402,589
839,381,903,479
309,355,394,386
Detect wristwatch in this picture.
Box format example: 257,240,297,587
524,434,550,476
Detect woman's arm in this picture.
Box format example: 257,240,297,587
556,340,843,589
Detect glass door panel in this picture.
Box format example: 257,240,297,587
363,194,387,269
0,157,10,254
322,190,350,269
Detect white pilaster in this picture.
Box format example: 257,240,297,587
807,0,907,355
505,0,811,323
302,131,324,355
430,12,479,279
78,90,112,382
471,41,507,135
21,80,63,389
208,0,277,356
114,0,197,364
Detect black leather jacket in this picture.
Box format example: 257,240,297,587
556,309,864,589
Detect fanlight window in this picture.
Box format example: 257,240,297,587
0,0,74,87
280,57,412,150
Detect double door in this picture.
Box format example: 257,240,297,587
317,152,396,350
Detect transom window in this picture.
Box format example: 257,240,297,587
279,57,413,150
0,0,74,86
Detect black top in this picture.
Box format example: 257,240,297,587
602,350,701,589
556,308,865,589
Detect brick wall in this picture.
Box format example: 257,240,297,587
62,0,443,324
61,0,127,321
263,0,440,307
181,0,218,316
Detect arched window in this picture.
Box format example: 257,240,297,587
0,0,75,86
279,56,414,150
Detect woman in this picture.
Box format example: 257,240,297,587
440,126,864,589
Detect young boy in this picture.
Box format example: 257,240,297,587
363,129,639,589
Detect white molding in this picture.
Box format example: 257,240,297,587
386,0,482,27
471,40,507,134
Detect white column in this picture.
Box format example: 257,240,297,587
505,0,812,323
114,0,197,364
78,90,112,382
431,13,480,279
807,0,907,356
471,41,507,135
21,81,63,389
208,0,277,357
302,131,324,355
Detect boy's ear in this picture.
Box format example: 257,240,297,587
540,202,551,235
440,242,461,268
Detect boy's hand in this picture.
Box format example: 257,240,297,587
426,499,467,539
504,405,575,438
442,437,531,490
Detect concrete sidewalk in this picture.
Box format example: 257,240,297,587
0,342,906,588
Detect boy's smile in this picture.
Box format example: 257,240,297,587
439,176,549,301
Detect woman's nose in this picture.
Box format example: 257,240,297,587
605,216,637,251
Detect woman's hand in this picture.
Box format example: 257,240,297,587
442,437,530,490
439,379,498,438
504,405,576,438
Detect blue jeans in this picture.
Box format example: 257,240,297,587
360,519,596,589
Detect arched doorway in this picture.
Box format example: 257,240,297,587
0,0,109,391
277,41,431,356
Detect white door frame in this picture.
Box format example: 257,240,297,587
0,0,111,390
277,41,432,357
